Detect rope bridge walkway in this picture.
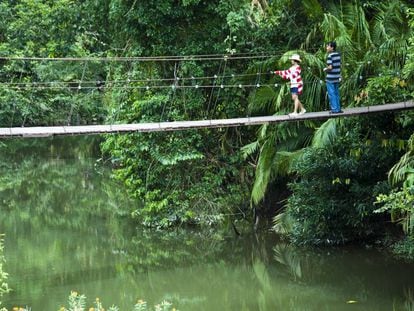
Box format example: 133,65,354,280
0,101,412,138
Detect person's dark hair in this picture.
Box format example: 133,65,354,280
327,41,337,50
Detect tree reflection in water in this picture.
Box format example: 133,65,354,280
0,137,413,310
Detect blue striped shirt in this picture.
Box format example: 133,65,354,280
326,52,341,83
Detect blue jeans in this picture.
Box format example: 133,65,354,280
327,82,341,112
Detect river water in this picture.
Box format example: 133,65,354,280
0,137,413,310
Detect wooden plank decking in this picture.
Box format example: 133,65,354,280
0,101,413,138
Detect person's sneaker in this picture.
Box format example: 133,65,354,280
289,112,298,116
299,109,306,115
329,110,343,114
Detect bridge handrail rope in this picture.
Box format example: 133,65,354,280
0,48,404,95
0,49,393,76
0,71,403,90
0,48,323,62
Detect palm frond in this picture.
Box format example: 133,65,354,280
251,143,305,205
345,4,372,49
241,140,260,159
389,150,414,186
372,0,409,43
249,86,278,113
251,139,276,204
320,12,357,72
304,24,320,50
258,123,269,140
311,118,337,148
321,13,353,47
272,211,292,234
273,243,302,279
303,76,325,112
377,37,408,71
274,151,295,177
278,149,305,175
341,61,367,103
301,0,323,19
269,84,290,112
388,135,414,186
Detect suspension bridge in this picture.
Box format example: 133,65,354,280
0,54,412,138
0,101,412,138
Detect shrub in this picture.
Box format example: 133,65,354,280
284,123,399,244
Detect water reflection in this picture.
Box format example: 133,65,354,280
0,137,413,310
270,243,414,311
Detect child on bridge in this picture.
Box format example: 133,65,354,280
274,54,306,116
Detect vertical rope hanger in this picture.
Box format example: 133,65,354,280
160,61,180,124
248,60,263,121
24,60,38,128
10,59,25,128
111,60,134,128
105,57,116,127
210,56,229,119
204,59,223,119
167,61,181,120
18,59,28,127
67,61,88,125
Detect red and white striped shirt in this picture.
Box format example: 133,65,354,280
275,64,303,94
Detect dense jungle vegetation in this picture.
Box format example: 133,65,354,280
0,0,414,256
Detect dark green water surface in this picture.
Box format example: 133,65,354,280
0,137,413,310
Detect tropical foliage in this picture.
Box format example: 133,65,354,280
0,0,108,126
99,0,280,227
0,0,413,246
0,235,9,309
286,119,403,244
249,0,412,204
246,0,414,245
370,6,414,255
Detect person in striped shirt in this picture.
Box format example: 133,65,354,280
274,54,306,116
323,41,342,113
